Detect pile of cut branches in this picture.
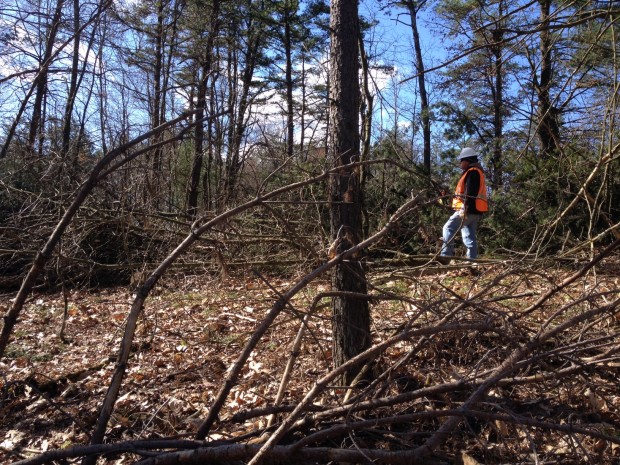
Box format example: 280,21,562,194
2,243,620,464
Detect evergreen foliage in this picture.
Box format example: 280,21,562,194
0,0,618,289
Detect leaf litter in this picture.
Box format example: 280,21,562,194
1,260,620,464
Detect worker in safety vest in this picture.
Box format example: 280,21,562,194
439,147,488,263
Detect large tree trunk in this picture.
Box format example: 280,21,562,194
328,0,371,386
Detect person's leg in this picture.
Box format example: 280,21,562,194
441,211,463,257
460,214,481,259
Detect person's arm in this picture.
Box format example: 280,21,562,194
464,169,480,214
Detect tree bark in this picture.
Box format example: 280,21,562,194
223,8,263,207
536,0,560,158
284,0,295,159
358,32,373,238
146,0,166,209
328,0,371,386
61,0,80,173
28,0,66,157
491,25,504,189
406,0,431,173
187,0,220,218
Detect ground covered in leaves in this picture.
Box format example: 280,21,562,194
2,258,620,464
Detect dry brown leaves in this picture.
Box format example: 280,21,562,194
1,259,620,464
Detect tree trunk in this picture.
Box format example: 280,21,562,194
223,16,261,207
284,0,295,159
328,0,371,386
536,0,560,157
406,0,431,173
61,0,81,175
491,26,504,189
188,67,206,218
146,0,166,210
300,52,306,156
187,0,219,218
358,33,373,239
29,0,65,157
203,73,219,210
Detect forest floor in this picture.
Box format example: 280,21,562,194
1,257,620,464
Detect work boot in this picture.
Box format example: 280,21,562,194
469,263,480,276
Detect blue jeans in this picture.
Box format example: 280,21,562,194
441,211,482,259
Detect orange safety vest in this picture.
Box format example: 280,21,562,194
452,167,488,212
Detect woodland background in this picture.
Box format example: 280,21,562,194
1,0,620,464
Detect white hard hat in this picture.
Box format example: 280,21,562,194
457,147,477,160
